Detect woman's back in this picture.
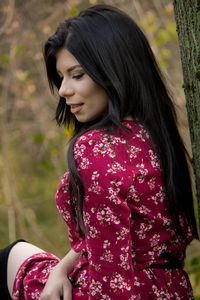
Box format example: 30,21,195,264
55,120,194,299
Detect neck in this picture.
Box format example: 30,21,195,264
123,115,133,120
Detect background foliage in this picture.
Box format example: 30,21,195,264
0,0,200,297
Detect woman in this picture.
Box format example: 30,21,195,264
1,4,198,299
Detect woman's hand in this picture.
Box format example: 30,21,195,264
40,264,72,300
40,249,80,300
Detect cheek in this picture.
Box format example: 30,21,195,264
79,78,96,97
94,97,108,115
82,78,105,98
79,78,107,111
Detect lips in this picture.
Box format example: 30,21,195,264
70,103,84,114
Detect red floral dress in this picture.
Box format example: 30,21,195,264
12,120,194,299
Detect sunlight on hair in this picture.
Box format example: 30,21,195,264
64,122,75,137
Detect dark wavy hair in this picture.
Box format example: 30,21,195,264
44,4,198,239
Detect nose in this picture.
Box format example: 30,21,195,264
58,78,74,99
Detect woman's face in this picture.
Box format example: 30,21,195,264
56,48,108,123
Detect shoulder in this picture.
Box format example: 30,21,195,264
73,129,104,160
73,127,130,160
74,121,148,146
74,128,105,147
73,122,153,158
74,121,155,158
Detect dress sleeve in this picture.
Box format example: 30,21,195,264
55,170,85,253
74,133,134,299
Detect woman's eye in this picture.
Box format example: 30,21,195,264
72,73,84,79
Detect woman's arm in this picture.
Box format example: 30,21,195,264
40,249,80,300
54,248,80,274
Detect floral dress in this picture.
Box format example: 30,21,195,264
12,120,194,299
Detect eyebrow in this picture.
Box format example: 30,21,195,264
67,65,82,72
56,64,82,75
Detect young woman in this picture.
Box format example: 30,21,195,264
1,4,198,300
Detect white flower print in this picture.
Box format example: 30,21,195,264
116,227,129,241
148,177,156,190
101,295,112,300
110,179,123,189
74,143,86,159
78,135,87,141
148,185,165,205
180,276,189,289
94,263,101,272
76,270,88,288
135,132,146,142
127,145,142,159
88,181,103,194
109,273,131,293
127,184,140,202
135,223,152,240
88,225,99,239
136,161,148,183
150,233,161,247
100,249,114,263
148,149,160,169
57,206,71,223
138,205,151,215
133,276,145,287
79,157,90,170
103,240,111,249
133,125,150,142
90,279,102,296
75,289,85,297
151,285,171,299
91,170,100,180
119,246,130,270
92,204,120,225
92,136,116,158
30,290,41,299
106,162,126,174
83,211,90,226
156,213,171,227
107,187,122,204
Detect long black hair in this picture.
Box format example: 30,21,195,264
44,4,198,239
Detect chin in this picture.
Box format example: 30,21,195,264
76,115,103,124
75,117,89,123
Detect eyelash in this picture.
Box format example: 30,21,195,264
72,73,84,79
58,73,84,81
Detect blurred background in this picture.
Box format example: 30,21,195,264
0,0,200,297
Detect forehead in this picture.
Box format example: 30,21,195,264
56,48,79,71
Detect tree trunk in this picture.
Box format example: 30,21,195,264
173,0,200,231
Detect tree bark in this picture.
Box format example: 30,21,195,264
173,0,200,231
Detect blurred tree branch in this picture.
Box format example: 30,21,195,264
0,0,15,36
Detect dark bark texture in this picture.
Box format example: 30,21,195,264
173,0,200,230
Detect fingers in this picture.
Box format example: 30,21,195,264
40,292,60,300
63,279,72,300
40,278,72,300
63,285,72,300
